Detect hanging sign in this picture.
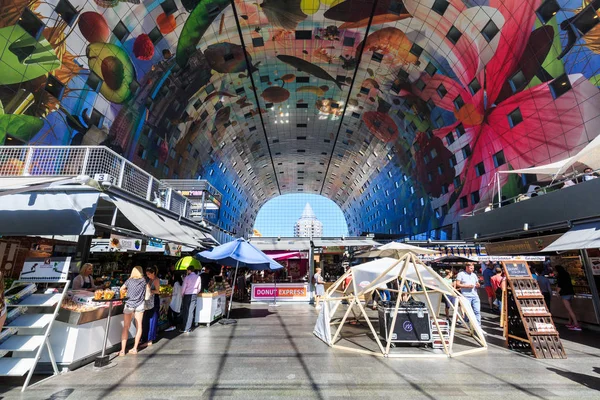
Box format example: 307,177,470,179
109,234,142,252
20,257,71,282
165,243,182,257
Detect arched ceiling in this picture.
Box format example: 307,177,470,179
1,0,600,238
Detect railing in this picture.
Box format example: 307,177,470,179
0,146,192,219
462,168,600,218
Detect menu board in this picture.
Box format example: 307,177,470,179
503,262,530,278
20,257,71,282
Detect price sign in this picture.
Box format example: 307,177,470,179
503,262,530,278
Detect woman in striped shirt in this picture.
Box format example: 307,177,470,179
119,266,148,356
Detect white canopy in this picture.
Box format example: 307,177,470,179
360,241,440,259
351,257,451,295
500,134,600,178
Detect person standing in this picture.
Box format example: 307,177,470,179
142,266,161,346
554,265,581,331
535,266,553,310
73,263,100,290
119,266,147,356
442,269,455,318
313,267,325,310
490,267,506,313
165,273,183,332
456,263,482,329
482,262,495,311
180,266,201,333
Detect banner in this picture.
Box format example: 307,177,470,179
165,243,182,257
110,234,142,252
251,284,309,302
20,257,71,282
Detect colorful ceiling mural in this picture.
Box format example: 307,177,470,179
0,0,599,238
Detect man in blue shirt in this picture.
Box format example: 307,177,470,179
482,262,496,311
456,263,482,329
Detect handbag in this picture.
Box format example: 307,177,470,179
144,283,154,310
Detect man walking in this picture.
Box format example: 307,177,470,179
180,266,201,333
456,263,482,331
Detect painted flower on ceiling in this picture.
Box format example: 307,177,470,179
406,0,600,219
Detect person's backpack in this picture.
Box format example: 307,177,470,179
311,274,317,285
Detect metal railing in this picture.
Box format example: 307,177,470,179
462,168,600,217
0,146,192,218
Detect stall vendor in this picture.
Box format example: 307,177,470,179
72,263,100,290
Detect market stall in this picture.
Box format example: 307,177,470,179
35,288,172,370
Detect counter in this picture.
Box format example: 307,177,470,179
194,291,226,326
31,295,172,371
550,294,599,325
251,282,310,302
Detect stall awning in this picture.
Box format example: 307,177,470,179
109,196,203,248
312,238,381,247
249,238,312,251
0,190,100,236
542,222,600,252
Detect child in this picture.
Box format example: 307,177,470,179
164,273,183,332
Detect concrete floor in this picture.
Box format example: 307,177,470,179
1,303,599,400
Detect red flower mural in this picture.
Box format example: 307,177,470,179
407,0,600,218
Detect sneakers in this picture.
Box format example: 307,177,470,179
164,326,176,332
568,325,582,331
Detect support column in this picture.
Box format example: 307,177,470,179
580,249,600,324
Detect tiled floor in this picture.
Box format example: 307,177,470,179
1,303,599,399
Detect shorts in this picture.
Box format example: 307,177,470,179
124,303,145,314
444,295,455,307
561,294,574,301
485,286,495,298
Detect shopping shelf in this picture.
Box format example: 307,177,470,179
0,335,45,352
0,358,36,376
7,294,62,308
7,314,54,329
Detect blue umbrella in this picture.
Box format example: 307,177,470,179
196,238,283,323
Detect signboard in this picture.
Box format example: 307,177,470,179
165,243,182,257
590,257,600,276
251,283,309,302
20,257,71,281
110,234,142,252
502,262,531,278
485,234,562,255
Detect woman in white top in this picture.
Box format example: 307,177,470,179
165,273,183,332
73,263,100,290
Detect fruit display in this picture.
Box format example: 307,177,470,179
159,285,173,296
93,289,116,300
61,299,99,312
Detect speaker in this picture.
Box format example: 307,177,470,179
378,304,431,343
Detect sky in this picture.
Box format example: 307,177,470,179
253,194,349,237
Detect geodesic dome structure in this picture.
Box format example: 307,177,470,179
314,253,487,358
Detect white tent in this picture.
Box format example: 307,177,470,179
359,241,440,259
499,134,600,179
313,253,487,358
